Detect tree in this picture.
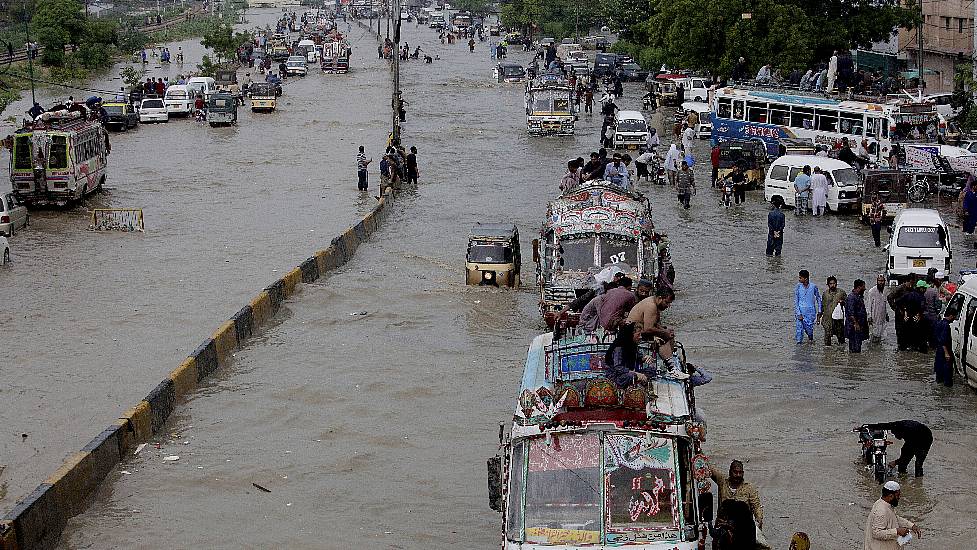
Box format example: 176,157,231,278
31,0,87,65
201,20,249,63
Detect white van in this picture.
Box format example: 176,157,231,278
163,85,193,115
680,101,711,139
611,110,648,151
297,39,319,63
763,155,861,211
886,208,951,280
946,280,977,388
186,76,216,101
679,76,709,102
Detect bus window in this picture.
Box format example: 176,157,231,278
815,109,838,132
840,113,862,135
770,108,789,126
747,101,768,123
732,100,745,120
881,119,889,138
48,135,68,169
717,98,731,118
13,136,31,170
791,107,813,129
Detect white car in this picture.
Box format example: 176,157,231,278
885,208,951,280
284,55,308,77
164,85,193,115
139,98,169,123
0,235,9,265
0,192,29,237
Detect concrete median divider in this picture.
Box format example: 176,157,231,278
0,187,397,550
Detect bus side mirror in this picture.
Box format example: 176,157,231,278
487,456,503,512
532,239,540,263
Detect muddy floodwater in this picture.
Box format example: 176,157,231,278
3,13,977,550
0,10,389,512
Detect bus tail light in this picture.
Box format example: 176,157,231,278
0,216,8,223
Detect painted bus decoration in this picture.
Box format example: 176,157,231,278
10,111,109,207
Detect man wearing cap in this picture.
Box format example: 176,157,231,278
866,274,889,343
863,481,921,550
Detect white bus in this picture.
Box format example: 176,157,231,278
711,86,945,160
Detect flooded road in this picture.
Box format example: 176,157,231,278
0,9,391,510
9,17,977,550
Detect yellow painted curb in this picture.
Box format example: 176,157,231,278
119,401,152,444
282,267,302,297
249,290,272,327
211,320,238,368
168,357,198,397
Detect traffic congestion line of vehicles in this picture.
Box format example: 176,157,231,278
474,176,712,548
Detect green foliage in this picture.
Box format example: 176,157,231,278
449,0,491,16
500,0,606,39
953,64,977,130
120,65,142,89
29,0,121,69
200,20,249,62
197,54,217,77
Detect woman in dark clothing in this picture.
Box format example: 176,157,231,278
604,323,658,387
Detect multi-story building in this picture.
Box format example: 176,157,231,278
898,0,973,92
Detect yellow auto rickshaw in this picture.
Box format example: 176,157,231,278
466,223,521,287
249,82,277,112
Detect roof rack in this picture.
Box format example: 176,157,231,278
727,81,930,106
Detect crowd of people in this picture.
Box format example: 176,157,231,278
792,269,957,384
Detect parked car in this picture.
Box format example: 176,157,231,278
885,208,951,281
102,102,138,131
0,192,28,237
619,62,648,82
139,98,169,123
0,235,8,265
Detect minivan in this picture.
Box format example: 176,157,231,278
945,279,977,388
763,155,861,211
886,208,951,280
593,53,619,78
611,110,648,151
186,76,216,101
164,85,193,115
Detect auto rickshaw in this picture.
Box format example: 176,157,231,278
206,93,238,126
249,82,277,112
860,170,910,224
466,223,521,287
716,140,767,189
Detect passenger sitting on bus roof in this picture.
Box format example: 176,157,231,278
604,323,658,387
627,287,677,367
598,276,635,331
603,154,630,188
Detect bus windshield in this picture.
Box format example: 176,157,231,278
510,433,685,545
558,237,595,270
599,235,638,267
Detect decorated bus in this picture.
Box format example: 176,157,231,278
711,85,945,160
10,111,109,207
525,73,576,136
487,330,710,549
533,181,670,327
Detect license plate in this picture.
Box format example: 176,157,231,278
912,259,926,268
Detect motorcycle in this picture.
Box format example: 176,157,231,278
720,177,734,208
854,425,890,484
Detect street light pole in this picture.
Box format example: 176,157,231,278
23,0,35,106
917,0,924,92
391,0,401,143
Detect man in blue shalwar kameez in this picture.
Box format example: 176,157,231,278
794,269,822,343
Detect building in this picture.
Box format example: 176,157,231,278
898,0,973,92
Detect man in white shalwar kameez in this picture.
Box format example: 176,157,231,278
866,274,889,343
810,167,829,216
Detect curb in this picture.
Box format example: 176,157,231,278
0,188,394,550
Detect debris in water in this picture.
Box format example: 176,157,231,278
349,311,368,316
252,482,272,493
134,443,147,455
120,470,131,475
162,455,180,462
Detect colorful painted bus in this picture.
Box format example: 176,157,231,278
710,86,945,160
10,111,109,207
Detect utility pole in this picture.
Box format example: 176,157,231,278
23,0,35,106
917,0,924,92
385,0,390,40
391,0,401,143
